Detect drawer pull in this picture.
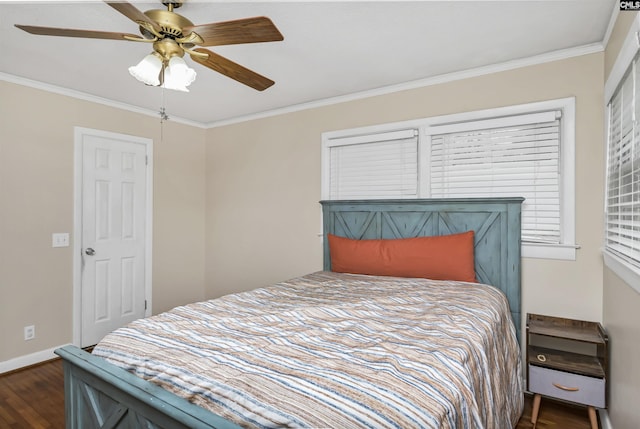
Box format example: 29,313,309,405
552,382,580,392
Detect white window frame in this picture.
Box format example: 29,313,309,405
603,13,640,294
322,97,577,260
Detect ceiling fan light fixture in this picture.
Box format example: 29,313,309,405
162,56,197,92
129,52,163,86
17,1,283,92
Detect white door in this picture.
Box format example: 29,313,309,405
79,131,149,347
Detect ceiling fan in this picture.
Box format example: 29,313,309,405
15,0,284,91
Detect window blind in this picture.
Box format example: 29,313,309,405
605,59,640,265
429,111,561,244
327,129,418,199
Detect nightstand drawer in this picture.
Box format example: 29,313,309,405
529,365,605,407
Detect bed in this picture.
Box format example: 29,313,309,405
55,197,524,429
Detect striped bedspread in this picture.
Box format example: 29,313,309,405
93,271,523,428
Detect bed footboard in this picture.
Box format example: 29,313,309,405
54,345,241,429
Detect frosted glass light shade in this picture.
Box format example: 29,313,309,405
128,53,162,86
163,56,197,92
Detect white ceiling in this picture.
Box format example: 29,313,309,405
0,1,616,127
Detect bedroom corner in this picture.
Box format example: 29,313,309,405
0,80,208,371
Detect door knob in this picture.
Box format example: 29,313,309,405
85,247,96,256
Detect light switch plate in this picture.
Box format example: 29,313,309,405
52,233,70,248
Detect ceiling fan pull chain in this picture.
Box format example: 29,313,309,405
159,85,169,123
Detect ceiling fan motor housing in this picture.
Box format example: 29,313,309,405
142,9,196,60
143,9,193,39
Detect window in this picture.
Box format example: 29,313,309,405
605,56,640,266
603,13,640,294
322,98,576,260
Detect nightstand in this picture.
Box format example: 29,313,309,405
526,313,608,429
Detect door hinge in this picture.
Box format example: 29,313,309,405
145,155,148,165
144,300,147,311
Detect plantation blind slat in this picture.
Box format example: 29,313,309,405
605,59,640,265
328,129,418,200
429,112,562,244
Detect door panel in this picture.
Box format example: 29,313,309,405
81,135,147,347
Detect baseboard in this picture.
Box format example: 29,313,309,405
0,344,72,374
600,408,612,429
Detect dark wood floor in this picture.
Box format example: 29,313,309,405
0,359,65,428
0,358,597,428
518,391,595,429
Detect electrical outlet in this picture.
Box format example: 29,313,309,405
24,325,35,341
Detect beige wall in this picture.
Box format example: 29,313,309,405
0,81,206,362
205,53,606,338
204,114,324,297
603,269,640,428
603,10,640,429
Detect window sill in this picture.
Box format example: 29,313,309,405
522,243,578,260
603,250,640,295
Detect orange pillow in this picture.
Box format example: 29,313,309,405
327,232,476,282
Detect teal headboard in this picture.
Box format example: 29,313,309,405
320,198,524,340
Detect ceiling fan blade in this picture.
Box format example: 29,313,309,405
15,24,141,40
185,17,283,47
104,1,162,34
190,48,275,91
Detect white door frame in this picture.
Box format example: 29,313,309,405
72,127,154,347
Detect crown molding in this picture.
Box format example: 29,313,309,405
1,42,604,130
602,5,620,49
0,72,205,129
206,42,604,128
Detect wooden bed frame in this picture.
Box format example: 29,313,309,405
321,198,524,337
55,197,523,429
